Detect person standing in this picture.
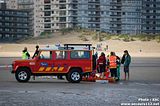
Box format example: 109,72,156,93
116,54,121,81
32,45,39,59
22,47,30,59
108,52,118,80
95,52,98,60
97,52,106,79
121,50,131,80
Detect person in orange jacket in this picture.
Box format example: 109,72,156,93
107,52,118,80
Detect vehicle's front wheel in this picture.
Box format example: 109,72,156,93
15,68,31,82
67,69,82,83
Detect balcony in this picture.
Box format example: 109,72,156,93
88,26,100,29
44,5,51,10
59,7,66,9
18,1,34,5
59,0,66,3
143,1,160,4
110,21,122,24
110,2,122,6
142,24,160,27
142,7,160,10
88,0,100,3
88,20,100,22
44,20,51,22
142,30,160,33
70,13,78,16
88,12,100,16
72,19,78,22
110,8,121,11
142,13,160,16
68,0,78,4
44,0,50,4
110,15,121,18
88,7,100,11
110,27,121,30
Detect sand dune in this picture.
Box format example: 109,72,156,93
0,32,160,57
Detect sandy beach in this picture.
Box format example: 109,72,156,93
0,39,160,57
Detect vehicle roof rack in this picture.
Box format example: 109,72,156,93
64,44,92,50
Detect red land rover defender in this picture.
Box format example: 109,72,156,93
11,44,96,83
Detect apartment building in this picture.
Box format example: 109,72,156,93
142,0,160,34
5,0,34,35
0,2,31,40
4,0,160,36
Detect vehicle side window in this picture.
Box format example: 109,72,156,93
39,51,52,59
71,51,90,59
55,51,67,59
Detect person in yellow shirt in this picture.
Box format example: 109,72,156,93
22,47,30,59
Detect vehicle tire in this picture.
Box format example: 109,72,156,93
66,75,71,82
67,69,82,83
15,68,31,82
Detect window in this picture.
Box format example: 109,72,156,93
44,24,51,28
39,51,52,59
56,51,67,59
44,5,51,10
5,29,9,31
44,11,51,16
5,11,9,14
153,10,156,13
5,17,9,20
44,0,51,3
5,23,9,26
71,51,90,59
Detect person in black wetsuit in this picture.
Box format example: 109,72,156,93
32,45,39,59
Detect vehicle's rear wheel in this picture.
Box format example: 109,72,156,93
15,68,31,82
67,69,82,83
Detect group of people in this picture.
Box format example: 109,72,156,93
22,45,131,81
22,45,39,60
96,50,131,81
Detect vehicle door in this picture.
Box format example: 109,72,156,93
34,50,53,73
70,50,92,73
52,50,69,73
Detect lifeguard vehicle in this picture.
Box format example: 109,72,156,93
11,44,96,83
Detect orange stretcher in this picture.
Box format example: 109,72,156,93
82,68,116,83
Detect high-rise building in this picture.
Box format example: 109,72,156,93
0,2,31,40
5,0,33,10
121,0,142,34
5,0,34,35
4,0,160,36
142,0,160,34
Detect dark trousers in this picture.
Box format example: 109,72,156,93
110,68,117,77
98,65,106,73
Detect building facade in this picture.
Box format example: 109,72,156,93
142,0,160,34
5,0,34,35
4,0,160,36
0,3,31,40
